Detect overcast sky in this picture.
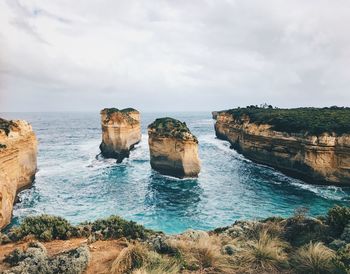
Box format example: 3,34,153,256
0,0,349,112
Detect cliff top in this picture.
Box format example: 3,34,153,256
148,117,198,142
217,107,350,135
0,118,17,136
100,108,140,124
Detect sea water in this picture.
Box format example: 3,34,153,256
2,112,349,234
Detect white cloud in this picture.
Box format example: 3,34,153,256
0,0,349,111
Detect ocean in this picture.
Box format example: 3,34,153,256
2,112,349,234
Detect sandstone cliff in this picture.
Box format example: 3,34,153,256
214,110,350,185
0,118,37,229
148,118,201,178
100,108,141,163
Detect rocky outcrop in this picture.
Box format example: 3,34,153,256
148,118,201,178
0,118,37,229
214,111,350,185
100,108,141,163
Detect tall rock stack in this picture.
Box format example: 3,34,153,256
148,117,201,178
0,118,37,229
100,108,142,163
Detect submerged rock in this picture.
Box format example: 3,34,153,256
99,108,141,163
0,118,37,229
148,117,201,178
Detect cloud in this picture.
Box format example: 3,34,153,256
0,0,350,112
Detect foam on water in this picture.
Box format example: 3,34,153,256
1,112,349,233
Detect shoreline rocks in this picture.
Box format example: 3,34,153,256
99,108,141,163
213,110,350,185
0,118,37,229
148,117,200,178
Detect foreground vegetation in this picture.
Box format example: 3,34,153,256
222,106,350,135
1,206,350,273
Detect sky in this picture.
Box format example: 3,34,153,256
0,0,349,112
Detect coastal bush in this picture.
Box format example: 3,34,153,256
224,107,350,135
8,215,74,241
291,242,336,274
235,230,289,272
80,215,152,240
326,206,350,237
283,216,327,247
332,244,350,274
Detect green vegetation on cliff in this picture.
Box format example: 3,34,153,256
101,107,139,124
4,214,154,242
0,118,16,136
148,117,198,142
222,107,350,135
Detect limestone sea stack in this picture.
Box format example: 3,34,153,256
100,108,141,163
0,118,37,229
213,107,350,185
148,118,201,178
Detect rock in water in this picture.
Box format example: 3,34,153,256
148,117,200,178
100,108,141,163
0,118,38,229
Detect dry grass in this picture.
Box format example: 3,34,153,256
292,242,335,274
168,235,234,273
110,242,150,274
235,230,289,273
110,242,181,274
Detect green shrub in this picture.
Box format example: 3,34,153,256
80,215,152,240
326,206,350,237
283,217,327,247
8,215,73,241
332,244,350,274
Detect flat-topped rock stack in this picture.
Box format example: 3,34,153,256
0,118,37,229
148,117,201,178
100,108,141,163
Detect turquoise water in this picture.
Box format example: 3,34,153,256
2,112,350,234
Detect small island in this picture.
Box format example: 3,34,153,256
0,118,37,229
213,106,350,185
148,117,201,178
100,108,141,163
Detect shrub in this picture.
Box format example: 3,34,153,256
81,215,152,240
8,215,73,241
236,230,289,272
283,216,327,246
326,206,350,237
292,242,336,274
332,244,350,274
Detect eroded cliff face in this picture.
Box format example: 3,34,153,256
214,112,350,185
148,118,201,178
0,118,37,229
100,108,141,163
